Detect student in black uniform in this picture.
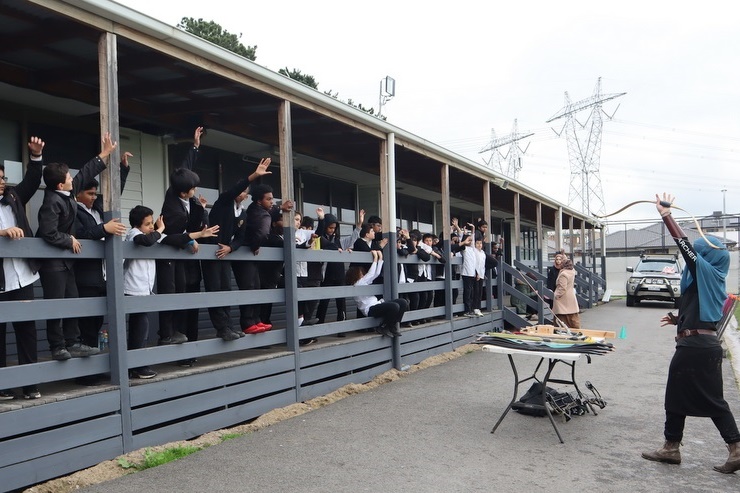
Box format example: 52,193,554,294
200,158,272,340
74,151,130,350
0,136,44,399
36,133,116,361
241,184,293,334
315,208,347,326
156,127,207,346
258,206,286,327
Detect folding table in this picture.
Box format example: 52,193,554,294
482,344,597,444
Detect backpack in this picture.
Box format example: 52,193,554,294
511,382,556,417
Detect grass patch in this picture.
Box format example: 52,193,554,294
220,432,243,442
118,445,202,471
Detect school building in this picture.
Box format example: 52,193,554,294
0,0,603,489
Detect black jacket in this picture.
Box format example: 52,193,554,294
407,239,431,282
200,177,250,250
160,146,207,248
431,245,447,278
244,201,274,254
0,156,43,292
316,214,345,282
74,163,130,287
35,155,107,272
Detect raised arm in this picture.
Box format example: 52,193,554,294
178,126,203,171
12,136,44,205
656,193,696,275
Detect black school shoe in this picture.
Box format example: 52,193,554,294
130,366,157,379
217,330,240,341
67,343,100,358
51,347,72,361
375,323,393,337
158,332,188,345
23,386,41,400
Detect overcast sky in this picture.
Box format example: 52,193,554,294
115,0,739,224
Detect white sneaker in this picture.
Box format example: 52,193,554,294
474,309,483,317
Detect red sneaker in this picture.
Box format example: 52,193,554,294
244,324,262,334
256,322,273,332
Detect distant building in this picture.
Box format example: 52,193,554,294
594,215,738,257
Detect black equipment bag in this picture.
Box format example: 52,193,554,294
511,382,557,417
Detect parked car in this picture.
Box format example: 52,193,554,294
625,254,682,307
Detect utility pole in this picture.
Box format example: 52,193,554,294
377,76,395,119
479,119,533,180
547,77,625,217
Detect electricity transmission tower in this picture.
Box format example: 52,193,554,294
479,119,533,179
547,77,625,216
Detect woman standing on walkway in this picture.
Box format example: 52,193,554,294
642,193,740,474
552,257,580,329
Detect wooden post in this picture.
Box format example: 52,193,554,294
581,222,587,267
381,133,401,367
483,181,493,311
536,202,543,272
568,216,575,259
98,31,131,450
513,192,521,262
279,101,298,357
441,164,453,323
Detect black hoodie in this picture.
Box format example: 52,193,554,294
316,213,345,282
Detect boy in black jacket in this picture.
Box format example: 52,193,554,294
201,158,272,340
156,127,207,346
240,184,293,334
74,151,130,349
36,133,116,361
0,136,44,398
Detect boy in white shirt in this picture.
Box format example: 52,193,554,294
125,205,218,378
461,235,486,317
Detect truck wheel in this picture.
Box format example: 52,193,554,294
626,295,635,307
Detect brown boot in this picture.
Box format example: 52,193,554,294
642,441,681,464
713,442,740,474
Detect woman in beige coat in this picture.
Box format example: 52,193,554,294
552,258,580,329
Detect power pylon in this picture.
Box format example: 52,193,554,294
547,77,625,216
479,119,533,180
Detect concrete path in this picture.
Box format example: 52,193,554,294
82,299,740,493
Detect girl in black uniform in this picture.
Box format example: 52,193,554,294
642,193,740,474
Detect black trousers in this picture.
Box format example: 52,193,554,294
126,295,149,350
297,277,320,320
156,259,201,341
367,298,409,327
258,261,283,324
202,259,233,333
156,259,185,341
0,284,38,367
403,290,419,311
40,269,80,350
232,260,260,328
462,275,475,313
416,278,433,311
77,284,105,348
665,410,740,444
316,278,346,323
